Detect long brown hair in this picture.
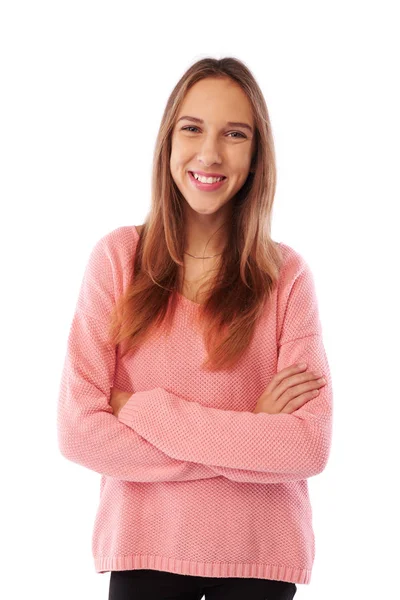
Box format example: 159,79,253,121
108,56,284,371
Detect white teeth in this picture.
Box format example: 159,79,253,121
192,172,224,184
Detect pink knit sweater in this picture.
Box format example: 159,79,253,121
57,225,333,585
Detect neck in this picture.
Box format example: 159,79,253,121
183,212,230,257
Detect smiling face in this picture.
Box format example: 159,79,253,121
170,77,255,218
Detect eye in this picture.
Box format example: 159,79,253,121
180,126,246,139
181,126,200,133
228,131,246,139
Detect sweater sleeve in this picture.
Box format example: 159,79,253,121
56,232,220,483
117,253,333,482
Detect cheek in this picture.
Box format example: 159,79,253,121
170,141,189,168
231,157,251,177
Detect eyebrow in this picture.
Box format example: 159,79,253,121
177,115,253,134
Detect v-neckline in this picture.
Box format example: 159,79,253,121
175,291,202,307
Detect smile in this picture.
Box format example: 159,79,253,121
188,171,228,192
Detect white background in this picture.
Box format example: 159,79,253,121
1,1,399,598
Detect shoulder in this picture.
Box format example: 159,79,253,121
88,225,140,272
275,242,323,341
277,241,310,276
275,241,316,297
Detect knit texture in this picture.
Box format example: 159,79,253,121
57,225,333,585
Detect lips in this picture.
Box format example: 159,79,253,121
189,171,227,180
187,170,228,192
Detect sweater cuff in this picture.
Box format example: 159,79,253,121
117,393,143,427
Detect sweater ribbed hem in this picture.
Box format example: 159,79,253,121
117,396,140,426
94,554,311,584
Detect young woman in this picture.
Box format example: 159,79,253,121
57,57,332,600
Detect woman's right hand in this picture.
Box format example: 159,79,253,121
253,363,327,414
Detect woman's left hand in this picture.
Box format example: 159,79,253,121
109,387,132,417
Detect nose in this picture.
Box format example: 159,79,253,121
197,134,222,168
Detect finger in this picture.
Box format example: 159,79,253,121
279,388,320,413
269,363,307,392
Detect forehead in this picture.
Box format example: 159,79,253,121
178,77,253,123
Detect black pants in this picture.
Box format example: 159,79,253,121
109,568,297,599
